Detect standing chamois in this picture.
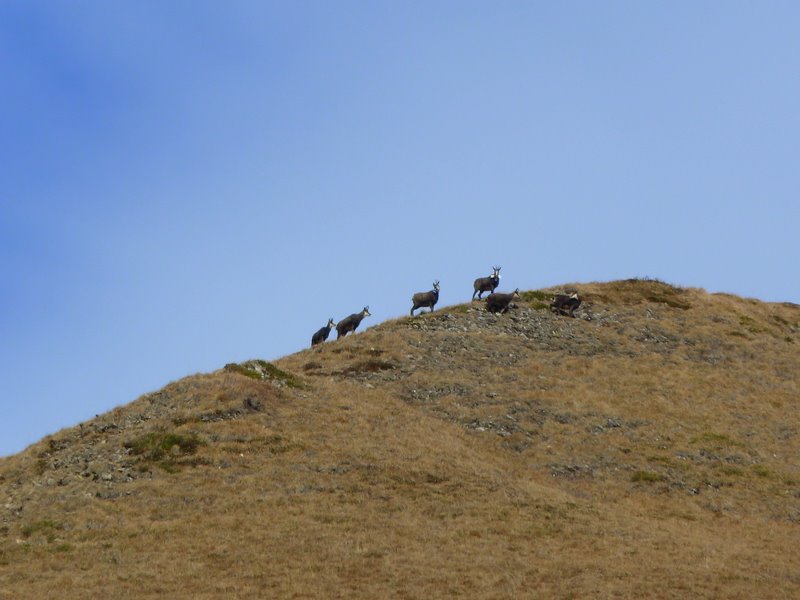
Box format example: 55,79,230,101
473,266,501,300
336,307,371,339
550,293,581,317
486,288,520,314
410,281,440,316
311,318,335,347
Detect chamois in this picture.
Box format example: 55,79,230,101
311,318,335,347
550,293,581,317
486,288,520,314
410,280,440,316
336,306,371,339
473,266,501,300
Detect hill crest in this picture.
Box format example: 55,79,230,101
2,279,799,598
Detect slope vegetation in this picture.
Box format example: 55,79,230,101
1,280,799,599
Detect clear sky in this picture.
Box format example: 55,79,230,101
2,1,798,457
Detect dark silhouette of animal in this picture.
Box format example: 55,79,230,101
486,288,520,314
550,293,581,317
311,318,335,347
336,307,371,339
473,266,501,300
410,281,440,316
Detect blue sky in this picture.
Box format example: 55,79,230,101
2,1,798,457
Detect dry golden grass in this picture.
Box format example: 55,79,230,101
1,280,799,598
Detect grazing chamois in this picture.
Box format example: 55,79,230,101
410,280,440,316
550,293,581,317
473,266,501,300
336,306,371,339
311,318,335,347
486,288,520,314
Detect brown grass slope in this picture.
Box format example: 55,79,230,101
1,279,799,599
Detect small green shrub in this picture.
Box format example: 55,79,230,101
224,360,301,388
630,470,665,483
716,465,743,477
125,432,202,462
643,282,691,309
519,290,550,303
515,291,550,311
646,294,691,310
752,465,771,478
739,316,767,334
224,362,263,380
690,432,743,449
343,359,397,374
22,519,61,542
771,314,791,327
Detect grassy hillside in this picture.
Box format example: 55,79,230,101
1,280,799,599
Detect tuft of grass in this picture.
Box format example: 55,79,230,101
642,280,692,309
21,520,61,542
124,432,202,462
646,294,691,310
716,465,743,477
739,316,767,334
225,360,302,388
690,432,743,449
446,304,471,315
519,290,551,311
626,276,671,285
752,465,772,478
631,470,666,483
519,290,549,302
224,363,261,379
343,359,397,374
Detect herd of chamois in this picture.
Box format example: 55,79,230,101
310,266,581,347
